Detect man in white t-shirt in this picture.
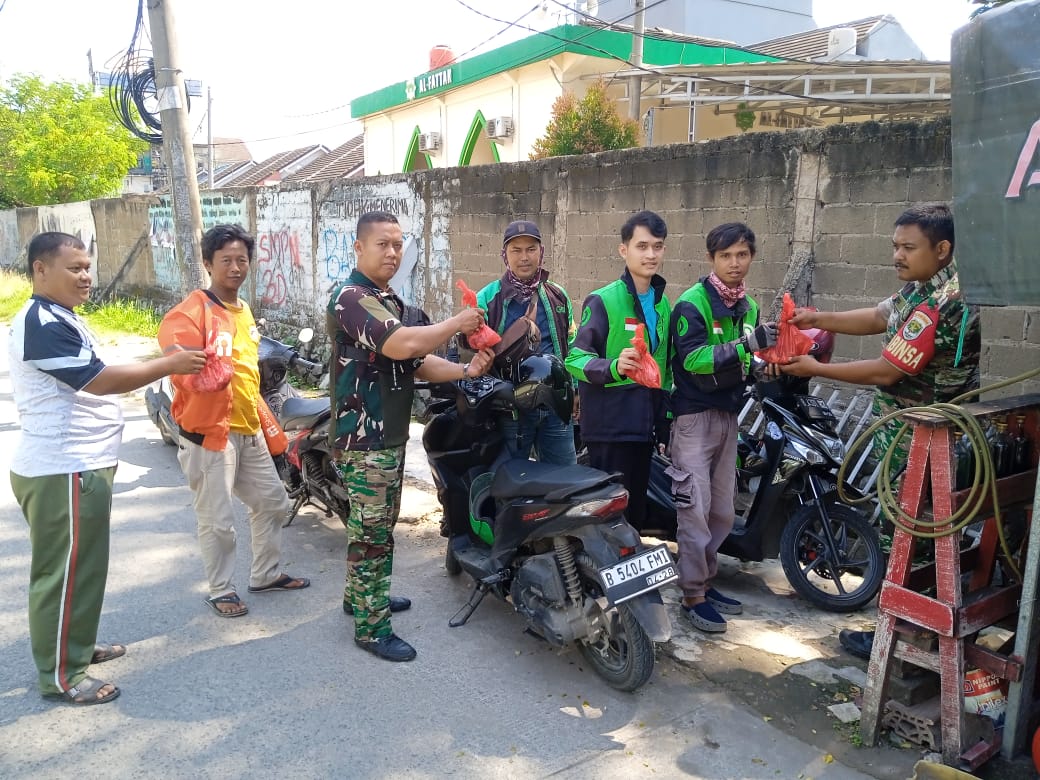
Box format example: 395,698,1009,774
9,232,204,706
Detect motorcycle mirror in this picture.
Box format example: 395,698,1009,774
298,327,314,344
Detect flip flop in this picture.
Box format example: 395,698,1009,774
205,592,249,617
91,642,127,664
43,676,120,706
247,574,311,593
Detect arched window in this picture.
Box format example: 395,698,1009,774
403,126,432,172
458,110,501,166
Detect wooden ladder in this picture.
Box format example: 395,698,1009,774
859,395,1039,769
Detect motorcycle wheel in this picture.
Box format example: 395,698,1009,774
576,575,655,692
779,502,884,612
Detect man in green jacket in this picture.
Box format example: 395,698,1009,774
476,220,576,464
668,222,776,633
565,210,672,531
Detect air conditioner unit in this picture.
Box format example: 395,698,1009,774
485,116,514,140
418,131,441,152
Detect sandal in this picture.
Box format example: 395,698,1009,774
43,676,120,706
205,592,249,618
91,642,126,664
247,574,311,593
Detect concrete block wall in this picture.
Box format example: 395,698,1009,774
2,116,1037,398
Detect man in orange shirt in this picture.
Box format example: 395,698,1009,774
159,224,310,618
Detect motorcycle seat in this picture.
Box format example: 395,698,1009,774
280,396,330,429
490,459,617,500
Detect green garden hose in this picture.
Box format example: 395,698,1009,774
836,365,1040,582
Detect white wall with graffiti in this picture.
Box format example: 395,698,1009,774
316,179,428,312
148,193,249,294
0,179,459,332
255,189,314,318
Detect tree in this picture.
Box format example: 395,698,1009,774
0,74,146,208
734,102,756,133
530,81,640,159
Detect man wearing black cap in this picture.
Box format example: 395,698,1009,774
473,219,577,464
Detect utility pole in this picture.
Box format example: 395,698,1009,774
628,0,645,121
207,86,214,190
147,0,206,293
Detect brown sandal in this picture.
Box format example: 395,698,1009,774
43,676,120,705
91,642,126,664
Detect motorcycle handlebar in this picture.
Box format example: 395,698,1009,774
293,356,325,380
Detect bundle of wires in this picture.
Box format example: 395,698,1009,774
107,0,186,144
838,365,1040,582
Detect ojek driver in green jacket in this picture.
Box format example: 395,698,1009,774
566,210,672,532
668,222,776,634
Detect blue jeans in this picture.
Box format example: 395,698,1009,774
499,408,576,466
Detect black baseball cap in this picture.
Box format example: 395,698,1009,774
503,220,542,246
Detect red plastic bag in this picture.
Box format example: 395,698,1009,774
756,293,814,363
624,323,661,388
190,346,234,392
455,279,501,349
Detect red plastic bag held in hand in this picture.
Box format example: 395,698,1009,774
190,346,234,392
455,279,501,349
755,293,814,363
624,323,661,388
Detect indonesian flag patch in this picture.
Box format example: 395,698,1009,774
625,317,639,332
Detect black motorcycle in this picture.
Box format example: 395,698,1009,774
422,356,678,692
144,328,348,527
639,374,884,612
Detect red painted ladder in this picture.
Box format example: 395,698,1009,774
858,397,1039,768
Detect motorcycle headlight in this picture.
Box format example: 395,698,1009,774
786,437,826,466
804,427,845,462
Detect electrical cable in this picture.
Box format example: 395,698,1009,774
282,2,926,145
278,5,542,126
449,0,919,116
548,0,929,71
453,3,544,61
107,0,192,144
836,364,1040,582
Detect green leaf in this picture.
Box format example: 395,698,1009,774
530,81,640,159
0,73,147,206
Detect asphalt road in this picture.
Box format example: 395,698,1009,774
0,332,906,779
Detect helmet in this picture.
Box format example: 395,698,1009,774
802,327,835,364
513,353,574,423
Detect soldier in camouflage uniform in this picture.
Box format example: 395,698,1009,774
328,211,493,663
781,203,980,659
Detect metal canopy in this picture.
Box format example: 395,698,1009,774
605,60,951,122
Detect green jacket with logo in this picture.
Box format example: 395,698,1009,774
565,269,672,443
670,279,759,416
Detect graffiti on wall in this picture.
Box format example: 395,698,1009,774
149,204,180,291
255,189,313,316
257,228,302,308
149,195,247,292
317,181,428,308
199,194,248,226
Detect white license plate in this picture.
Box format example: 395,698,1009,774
599,544,678,605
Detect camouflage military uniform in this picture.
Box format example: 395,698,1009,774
328,269,423,641
872,260,981,467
